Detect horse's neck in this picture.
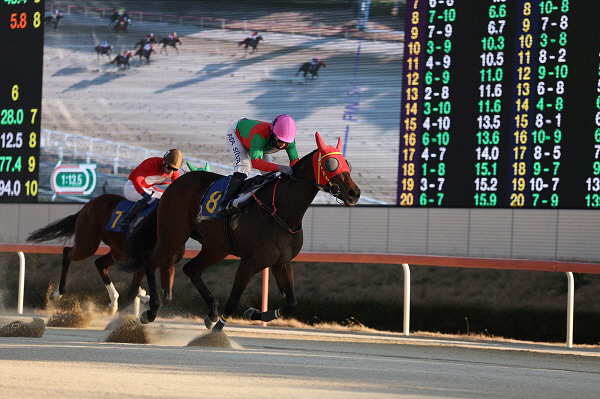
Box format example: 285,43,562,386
271,154,319,229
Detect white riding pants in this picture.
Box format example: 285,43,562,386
226,119,273,176
124,180,161,202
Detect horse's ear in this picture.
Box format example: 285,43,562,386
336,137,343,151
315,132,326,152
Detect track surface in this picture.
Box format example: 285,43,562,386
1,316,599,399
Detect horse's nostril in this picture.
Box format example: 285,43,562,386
348,189,359,199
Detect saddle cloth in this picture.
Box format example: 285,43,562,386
105,199,158,234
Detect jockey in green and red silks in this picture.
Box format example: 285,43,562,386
217,115,299,217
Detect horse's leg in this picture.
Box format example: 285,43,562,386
140,262,160,324
182,247,228,328
51,246,73,300
94,253,119,315
125,268,147,306
159,262,175,302
212,260,257,331
245,261,297,322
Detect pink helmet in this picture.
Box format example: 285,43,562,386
271,114,296,143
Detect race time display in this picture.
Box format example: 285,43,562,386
398,0,600,208
0,0,43,203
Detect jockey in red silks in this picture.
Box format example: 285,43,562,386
216,114,299,217
120,149,183,227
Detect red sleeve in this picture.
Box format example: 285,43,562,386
290,159,299,166
251,158,278,172
171,170,181,181
129,158,163,194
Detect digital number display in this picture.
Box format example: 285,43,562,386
398,0,600,208
0,0,43,202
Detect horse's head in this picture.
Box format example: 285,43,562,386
312,132,360,206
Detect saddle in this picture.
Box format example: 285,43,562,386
199,172,278,220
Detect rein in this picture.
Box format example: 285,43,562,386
251,179,301,234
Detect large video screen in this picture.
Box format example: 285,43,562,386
1,0,600,208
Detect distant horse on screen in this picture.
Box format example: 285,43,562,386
159,37,182,55
238,36,263,53
44,14,62,30
27,194,183,315
110,53,132,69
121,133,360,329
113,17,130,33
135,47,154,64
296,61,326,80
94,45,113,59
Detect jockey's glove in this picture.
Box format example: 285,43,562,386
277,165,293,175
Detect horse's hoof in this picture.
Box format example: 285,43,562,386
49,291,62,301
109,303,118,316
243,308,260,321
140,311,150,324
204,315,214,329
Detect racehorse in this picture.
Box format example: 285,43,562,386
135,47,154,64
121,133,360,329
94,45,113,59
296,61,327,80
135,37,156,49
108,11,129,27
27,194,184,315
110,53,132,69
238,36,263,53
159,37,182,55
113,17,129,33
44,14,62,30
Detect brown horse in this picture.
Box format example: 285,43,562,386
122,133,360,329
27,194,184,315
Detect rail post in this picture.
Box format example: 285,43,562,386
261,268,269,326
17,252,25,314
402,263,410,336
566,272,574,348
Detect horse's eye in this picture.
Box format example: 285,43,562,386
324,158,339,173
346,160,352,172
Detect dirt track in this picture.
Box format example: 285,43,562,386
1,315,599,399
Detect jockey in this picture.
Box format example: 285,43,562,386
120,149,184,227
100,40,110,49
52,9,61,21
247,31,259,40
310,56,321,68
143,42,153,52
123,48,132,58
145,33,155,42
168,32,178,41
216,114,299,217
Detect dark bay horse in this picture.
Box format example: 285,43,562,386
238,36,263,53
159,37,182,55
122,133,360,329
113,17,129,33
135,47,154,63
44,14,62,30
27,194,184,315
110,53,132,69
94,45,113,59
135,37,156,49
296,61,326,80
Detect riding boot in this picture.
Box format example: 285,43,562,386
216,172,247,218
119,195,150,229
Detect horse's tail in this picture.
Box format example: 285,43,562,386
27,212,80,243
120,208,158,273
